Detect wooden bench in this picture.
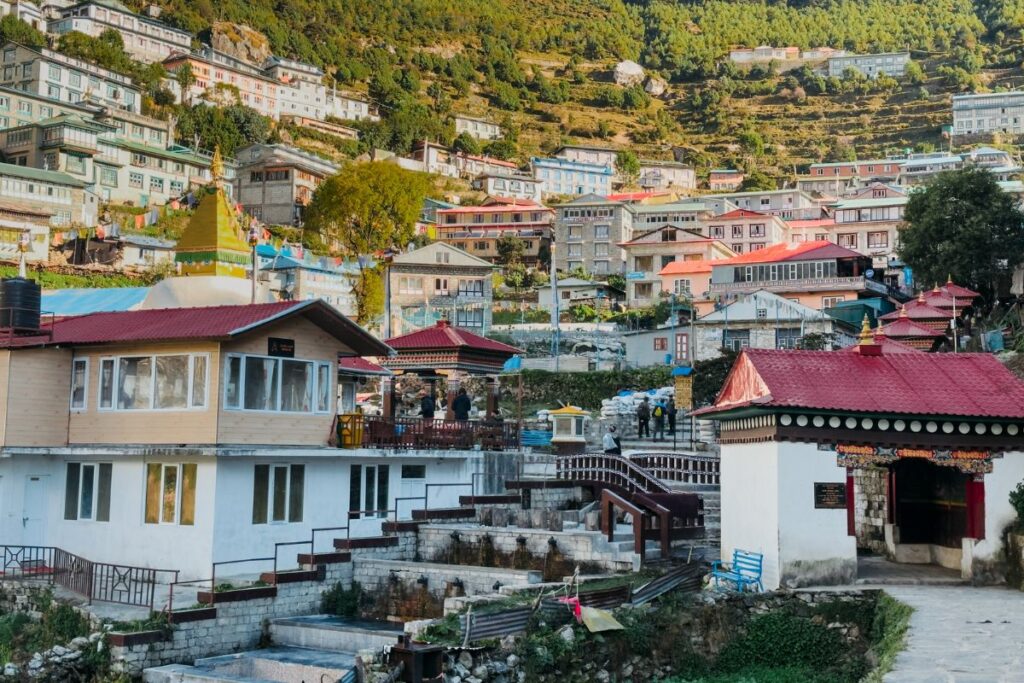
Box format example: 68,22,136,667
711,549,764,592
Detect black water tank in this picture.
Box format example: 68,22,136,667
0,278,41,331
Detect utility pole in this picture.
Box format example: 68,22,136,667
248,226,259,303
550,242,559,371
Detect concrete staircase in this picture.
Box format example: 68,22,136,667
144,617,407,683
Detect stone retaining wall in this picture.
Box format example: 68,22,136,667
352,558,542,604
418,525,635,572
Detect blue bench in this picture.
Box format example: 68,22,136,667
711,549,764,592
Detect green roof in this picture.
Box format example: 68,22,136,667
111,139,213,166
833,197,909,209
37,113,116,132
0,162,85,187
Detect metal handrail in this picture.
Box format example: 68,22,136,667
556,453,672,494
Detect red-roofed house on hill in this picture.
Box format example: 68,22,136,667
0,297,500,581
699,208,790,256
694,342,1024,589
434,198,553,267
708,240,894,310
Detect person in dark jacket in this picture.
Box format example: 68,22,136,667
452,388,472,420
420,392,436,420
667,401,677,435
636,397,650,438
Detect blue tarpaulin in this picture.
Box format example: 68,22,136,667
42,287,149,316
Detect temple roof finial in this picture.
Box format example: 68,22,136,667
211,145,224,185
858,314,873,345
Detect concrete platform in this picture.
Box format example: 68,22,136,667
144,646,355,683
270,615,404,653
855,555,966,586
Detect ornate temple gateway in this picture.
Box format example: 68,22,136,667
695,324,1024,589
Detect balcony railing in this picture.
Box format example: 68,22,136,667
340,415,519,451
710,275,884,294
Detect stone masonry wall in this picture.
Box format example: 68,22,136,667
352,558,541,603
417,525,635,572
109,530,418,675
853,468,888,554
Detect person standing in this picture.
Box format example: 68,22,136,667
453,387,472,420
602,425,622,455
652,400,666,441
420,392,436,421
667,401,677,435
636,397,650,439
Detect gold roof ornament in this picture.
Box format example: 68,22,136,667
858,314,873,345
210,145,225,185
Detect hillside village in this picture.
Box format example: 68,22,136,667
0,1,1024,682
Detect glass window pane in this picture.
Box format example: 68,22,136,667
79,464,94,519
349,465,362,518
244,357,279,410
364,466,375,517
155,355,189,409
225,356,241,408
289,465,304,523
71,360,87,409
252,464,269,524
97,463,111,522
117,356,152,409
281,360,312,412
272,465,288,522
161,464,177,524
317,363,331,413
144,463,160,524
191,356,207,408
377,464,389,514
180,464,196,526
64,463,80,520
99,359,114,408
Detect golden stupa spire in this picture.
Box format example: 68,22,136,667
858,314,873,345
211,145,225,185
874,321,885,341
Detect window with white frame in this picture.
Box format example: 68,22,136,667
70,358,88,410
64,462,111,521
398,276,423,294
252,464,304,523
673,278,691,295
224,354,333,413
144,463,196,525
97,353,207,411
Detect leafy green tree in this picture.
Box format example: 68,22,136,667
616,150,641,185
622,84,651,110
0,15,45,48
904,60,926,85
491,81,522,111
738,170,776,191
175,62,196,104
452,132,482,156
496,234,526,265
596,85,624,108
174,104,273,155
484,139,518,161
899,168,1024,298
303,163,431,320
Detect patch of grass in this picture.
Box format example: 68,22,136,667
321,582,364,618
862,593,913,683
662,665,849,683
109,611,171,635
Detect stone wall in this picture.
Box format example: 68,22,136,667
109,530,419,675
417,525,636,573
352,558,541,604
853,467,888,554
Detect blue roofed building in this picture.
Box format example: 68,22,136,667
42,286,149,316
257,245,359,317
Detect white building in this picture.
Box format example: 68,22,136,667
48,0,193,63
826,52,910,79
472,174,543,204
454,115,501,141
554,145,619,169
532,157,614,197
952,91,1024,137
0,0,43,29
695,345,1024,588
637,159,696,190
0,42,142,114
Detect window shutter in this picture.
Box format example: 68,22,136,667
348,465,362,519
96,463,112,522
289,465,304,523
252,464,269,524
64,463,80,521
144,463,160,524
180,464,197,526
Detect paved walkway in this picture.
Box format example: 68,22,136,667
882,586,1024,683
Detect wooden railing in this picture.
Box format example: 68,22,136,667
628,453,721,486
351,416,519,451
555,453,671,494
0,545,177,610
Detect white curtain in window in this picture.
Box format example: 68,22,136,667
244,357,279,410
155,355,189,409
117,357,152,409
281,360,312,412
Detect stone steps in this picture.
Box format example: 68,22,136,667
411,507,476,522
270,615,405,653
333,536,398,551
142,646,356,683
296,550,351,566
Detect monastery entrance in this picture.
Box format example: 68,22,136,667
839,444,990,576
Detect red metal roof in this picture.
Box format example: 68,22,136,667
942,281,980,299
718,240,862,266
659,260,714,276
338,356,391,376
436,203,549,215
879,302,952,321
837,336,923,354
715,208,768,219
696,348,1024,419
0,301,392,356
878,318,945,339
386,320,520,354
787,218,836,229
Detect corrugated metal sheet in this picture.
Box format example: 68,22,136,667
42,287,150,316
